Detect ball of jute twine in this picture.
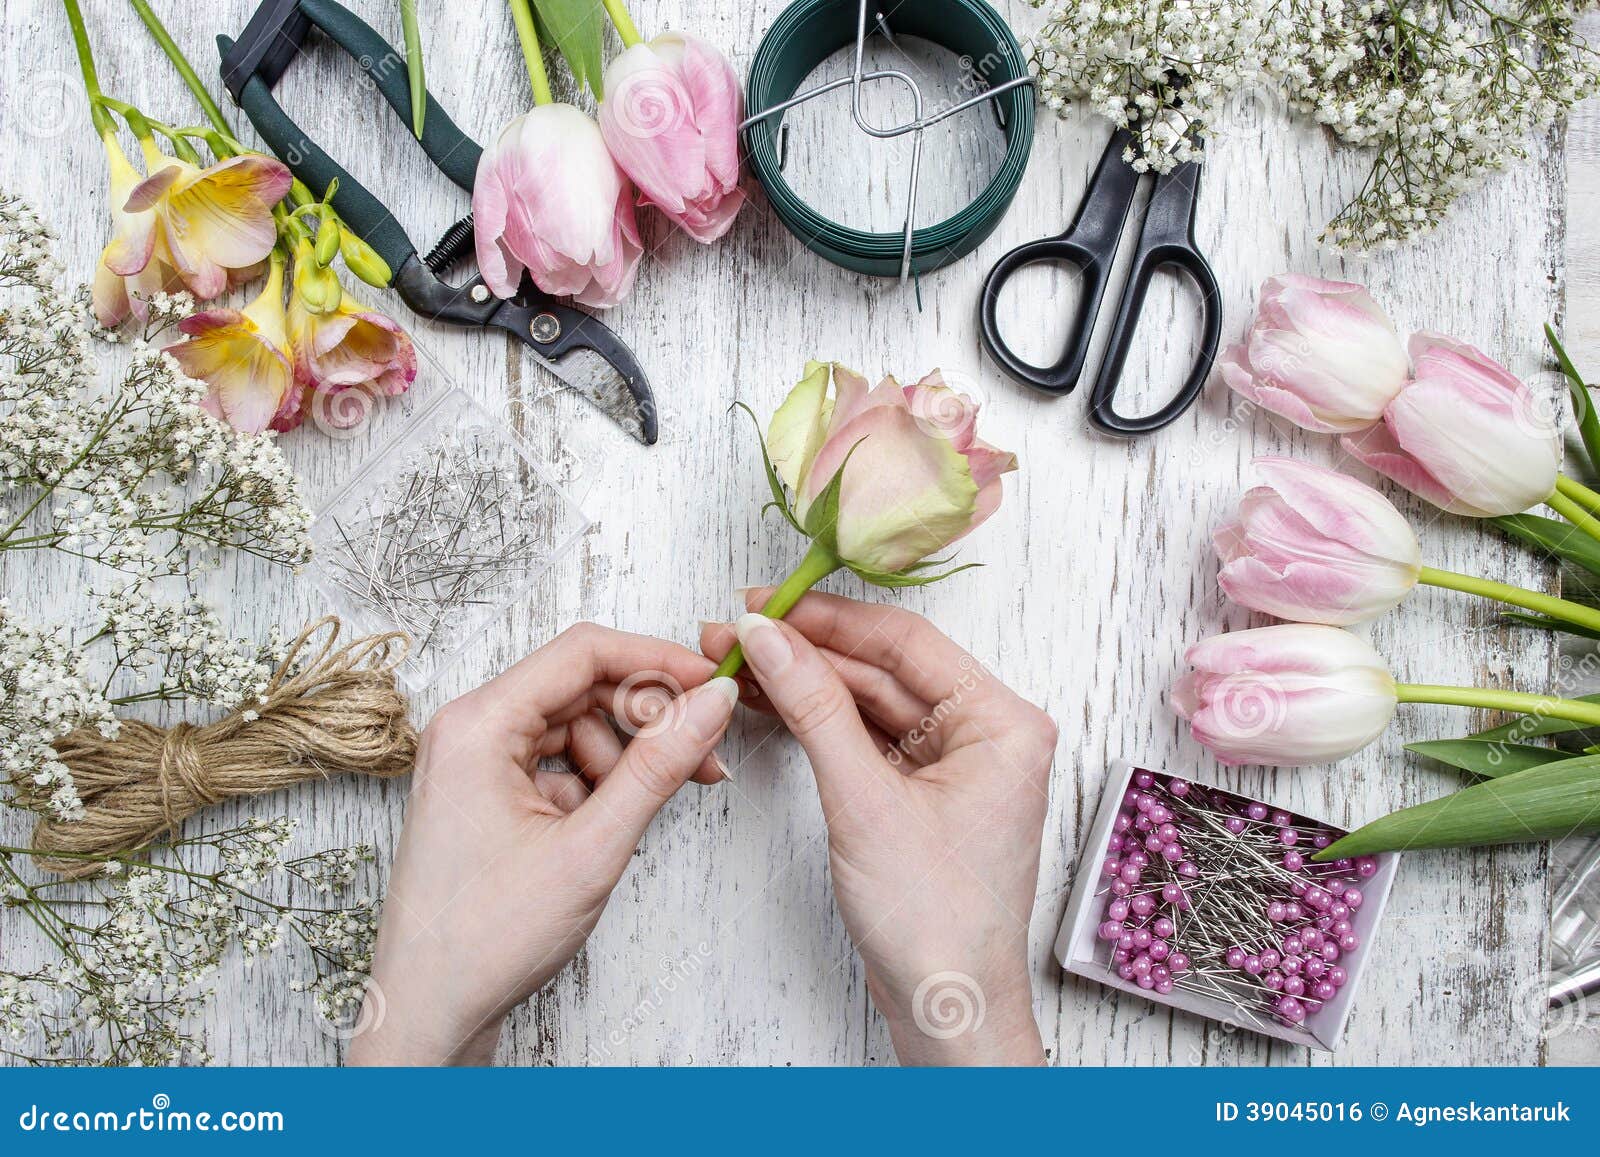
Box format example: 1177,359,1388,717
25,617,418,877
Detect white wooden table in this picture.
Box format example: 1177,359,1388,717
3,0,1596,1066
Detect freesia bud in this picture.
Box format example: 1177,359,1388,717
339,227,392,288
769,362,1017,576
1218,275,1409,433
164,256,296,434
598,32,745,243
1215,458,1421,625
125,147,292,301
314,214,341,267
1341,333,1561,516
288,292,417,400
473,104,643,309
1171,625,1397,767
292,235,342,315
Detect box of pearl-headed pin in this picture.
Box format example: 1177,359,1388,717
1053,760,1401,1051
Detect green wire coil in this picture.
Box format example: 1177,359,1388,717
742,0,1035,280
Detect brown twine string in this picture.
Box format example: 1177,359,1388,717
25,617,418,877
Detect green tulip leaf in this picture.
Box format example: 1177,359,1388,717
1405,738,1577,778
1491,513,1600,579
1317,752,1600,858
529,0,606,97
1548,324,1600,478
1499,610,1600,640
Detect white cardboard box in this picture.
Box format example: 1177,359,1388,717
1053,759,1401,1051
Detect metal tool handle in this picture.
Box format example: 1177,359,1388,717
1086,158,1221,436
979,236,1110,395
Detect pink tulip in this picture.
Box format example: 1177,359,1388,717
598,32,745,243
288,294,417,398
1218,275,1409,433
1342,333,1561,516
124,146,291,301
768,362,1017,575
473,105,643,310
165,257,295,434
1172,625,1397,767
1216,458,1421,626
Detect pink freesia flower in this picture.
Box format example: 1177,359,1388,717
1342,333,1561,517
598,32,745,243
1219,275,1409,434
1171,625,1397,767
164,258,295,434
124,146,291,302
1215,458,1422,626
473,104,643,309
91,134,185,327
288,294,417,398
767,362,1017,575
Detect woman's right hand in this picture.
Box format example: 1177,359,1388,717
702,592,1057,1066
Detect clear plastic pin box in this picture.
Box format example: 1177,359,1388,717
307,387,590,691
1055,759,1401,1052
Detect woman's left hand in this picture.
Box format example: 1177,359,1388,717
347,625,737,1066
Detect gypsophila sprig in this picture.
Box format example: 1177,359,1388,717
0,820,378,1065
1027,0,1600,246
0,191,311,815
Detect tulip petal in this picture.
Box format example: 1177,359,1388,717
1251,457,1420,563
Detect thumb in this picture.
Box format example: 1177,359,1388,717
574,677,738,860
733,613,889,807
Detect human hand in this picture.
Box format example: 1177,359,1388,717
347,625,737,1066
701,592,1057,1066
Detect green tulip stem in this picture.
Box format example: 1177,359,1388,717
1547,490,1600,544
712,541,842,679
601,0,645,47
129,0,232,137
509,0,555,106
1556,473,1600,514
63,0,114,136
1417,565,1600,633
1394,684,1600,727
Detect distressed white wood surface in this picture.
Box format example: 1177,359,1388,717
1,0,1594,1066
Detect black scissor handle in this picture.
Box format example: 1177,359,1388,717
979,236,1111,395
1088,237,1221,437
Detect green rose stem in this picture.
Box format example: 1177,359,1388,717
1417,565,1600,633
128,0,231,137
1393,684,1600,726
712,541,842,679
509,0,555,106
601,0,645,47
62,0,114,136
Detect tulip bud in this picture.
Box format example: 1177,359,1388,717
1218,275,1409,433
1171,625,1397,767
1342,334,1561,517
1215,458,1422,626
339,227,393,288
292,235,342,315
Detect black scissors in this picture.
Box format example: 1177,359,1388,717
218,0,657,444
979,128,1220,437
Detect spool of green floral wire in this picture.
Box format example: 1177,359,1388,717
742,0,1034,280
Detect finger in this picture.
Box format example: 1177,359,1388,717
741,587,998,708
562,686,726,786
732,613,894,808
472,624,717,735
701,620,933,737
572,678,739,859
533,769,591,813
568,710,624,782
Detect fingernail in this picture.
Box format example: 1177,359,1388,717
685,676,738,742
697,619,720,635
736,613,792,674
713,751,734,781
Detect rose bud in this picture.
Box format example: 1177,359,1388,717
1218,275,1409,433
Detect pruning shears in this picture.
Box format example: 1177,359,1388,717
218,0,658,444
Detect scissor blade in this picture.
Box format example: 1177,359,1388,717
530,345,657,445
